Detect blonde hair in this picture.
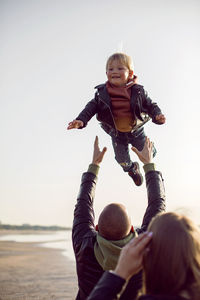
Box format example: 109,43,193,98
106,53,133,72
143,212,200,299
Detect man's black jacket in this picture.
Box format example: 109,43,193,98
72,168,165,300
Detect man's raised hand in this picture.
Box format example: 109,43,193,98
92,136,107,166
131,137,153,165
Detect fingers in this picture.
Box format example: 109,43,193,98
94,136,100,154
129,232,153,252
145,136,151,147
67,120,83,130
131,136,153,164
94,136,107,153
116,231,153,279
97,147,107,163
67,122,73,130
129,231,150,245
136,232,152,252
146,137,153,150
94,136,99,147
131,146,139,155
156,114,163,120
92,136,107,165
142,137,152,152
67,121,76,130
101,147,107,157
155,114,166,124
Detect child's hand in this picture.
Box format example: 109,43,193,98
155,114,166,124
67,119,84,130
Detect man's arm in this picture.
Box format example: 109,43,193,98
132,137,166,233
72,137,107,253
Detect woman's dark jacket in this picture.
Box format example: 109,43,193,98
72,168,166,300
76,83,162,136
87,271,187,300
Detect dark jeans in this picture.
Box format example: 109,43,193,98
110,127,157,172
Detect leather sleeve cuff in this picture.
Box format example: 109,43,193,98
143,163,156,174
87,271,125,300
87,164,100,176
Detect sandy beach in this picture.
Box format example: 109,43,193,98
0,231,77,300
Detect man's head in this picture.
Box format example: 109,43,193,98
106,53,134,87
97,203,132,240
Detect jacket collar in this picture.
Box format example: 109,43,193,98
95,83,110,104
95,82,143,93
95,82,144,105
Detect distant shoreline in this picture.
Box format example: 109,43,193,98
0,224,71,231
0,229,71,236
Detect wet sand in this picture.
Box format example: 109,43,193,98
0,231,77,300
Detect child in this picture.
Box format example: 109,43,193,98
67,53,165,186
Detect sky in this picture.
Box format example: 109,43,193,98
1,0,200,227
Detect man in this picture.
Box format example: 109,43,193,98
72,136,165,300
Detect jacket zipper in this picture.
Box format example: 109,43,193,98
98,95,118,136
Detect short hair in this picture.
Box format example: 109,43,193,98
143,212,200,299
106,53,133,72
98,203,131,240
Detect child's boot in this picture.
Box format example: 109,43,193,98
128,162,143,186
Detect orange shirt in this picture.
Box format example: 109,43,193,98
106,80,136,132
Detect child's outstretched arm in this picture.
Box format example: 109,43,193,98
155,114,166,124
67,119,84,130
141,89,166,125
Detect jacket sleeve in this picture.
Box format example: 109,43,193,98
87,271,126,300
119,271,142,300
141,89,162,124
76,96,98,128
139,170,166,233
72,172,97,254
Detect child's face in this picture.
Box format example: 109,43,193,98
106,59,133,87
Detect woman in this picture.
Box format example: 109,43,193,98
88,212,200,300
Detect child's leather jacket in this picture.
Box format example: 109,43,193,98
76,83,162,136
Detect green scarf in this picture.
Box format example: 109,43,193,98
94,232,137,270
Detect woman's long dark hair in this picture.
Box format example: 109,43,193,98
143,212,200,299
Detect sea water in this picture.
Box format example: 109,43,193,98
0,231,75,261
